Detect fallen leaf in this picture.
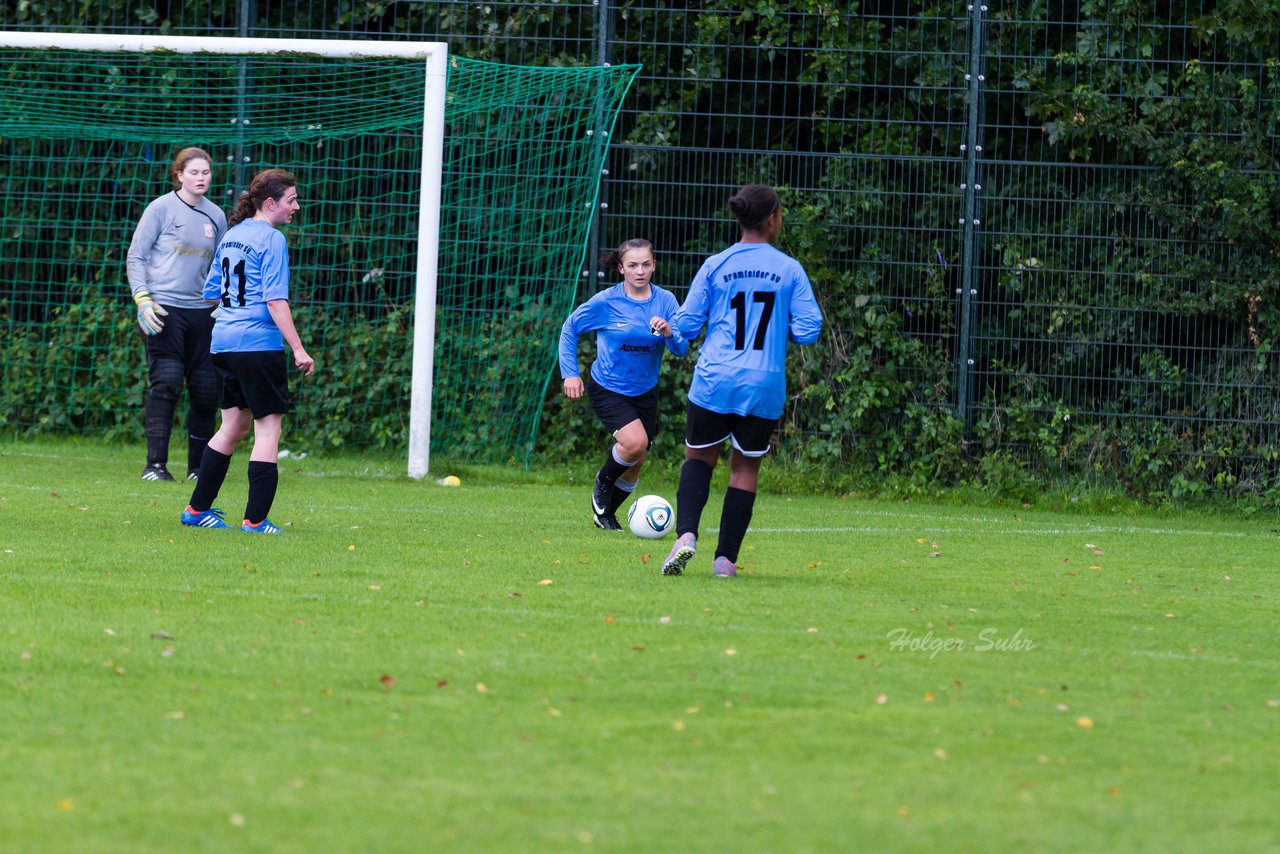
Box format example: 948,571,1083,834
347,545,355,552
475,682,488,693
672,720,685,731
659,616,672,624
379,674,397,686
1091,548,1104,555
724,648,737,656
538,579,553,586
641,553,651,564
604,615,616,623
933,748,948,760
368,585,380,591
1076,716,1094,729
923,692,936,702
876,694,888,704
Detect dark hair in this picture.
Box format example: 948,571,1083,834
728,184,780,232
229,168,297,227
169,147,212,188
601,237,654,271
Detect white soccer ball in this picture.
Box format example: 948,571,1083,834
627,494,674,539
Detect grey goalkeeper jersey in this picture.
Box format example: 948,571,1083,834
126,191,227,309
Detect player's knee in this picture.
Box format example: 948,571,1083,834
149,360,184,402
617,432,649,459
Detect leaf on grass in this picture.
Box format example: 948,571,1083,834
604,615,616,623
672,720,685,731
475,682,488,693
56,799,74,812
641,553,651,564
538,579,553,586
923,692,935,702
875,694,887,704
658,616,672,624
347,545,355,552
724,648,737,656
368,584,380,591
928,552,942,558
1089,564,1101,570
379,674,397,686
1076,716,1094,729
933,748,948,760
150,631,174,640
436,680,448,688
1091,548,1104,555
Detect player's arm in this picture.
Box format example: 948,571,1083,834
653,293,689,357
266,300,315,376
126,203,168,335
674,264,713,341
787,268,824,346
558,297,605,399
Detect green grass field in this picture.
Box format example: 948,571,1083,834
2,439,1277,852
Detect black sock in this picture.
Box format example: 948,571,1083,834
596,445,633,491
715,487,756,564
188,447,232,512
244,461,279,525
608,479,638,515
675,458,714,538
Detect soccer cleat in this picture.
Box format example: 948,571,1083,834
712,556,739,578
593,509,623,531
142,463,175,482
661,532,696,576
241,518,283,534
180,505,232,529
186,469,200,481
591,476,612,517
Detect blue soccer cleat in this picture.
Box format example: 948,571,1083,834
180,505,232,529
241,518,283,534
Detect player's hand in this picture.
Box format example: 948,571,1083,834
648,316,671,338
563,377,584,399
137,300,168,335
293,347,316,376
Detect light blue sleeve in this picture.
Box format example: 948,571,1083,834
788,266,823,345
558,294,607,380
659,290,689,357
674,261,713,342
261,231,291,302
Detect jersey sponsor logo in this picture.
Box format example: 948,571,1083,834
720,269,782,284
204,223,215,239
619,343,655,353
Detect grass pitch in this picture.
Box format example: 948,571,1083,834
1,439,1277,852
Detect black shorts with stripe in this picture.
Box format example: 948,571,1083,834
684,401,777,458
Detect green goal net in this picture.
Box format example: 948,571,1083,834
0,36,638,468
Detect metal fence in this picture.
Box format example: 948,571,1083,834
5,1,1279,485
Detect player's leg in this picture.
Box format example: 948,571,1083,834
242,413,284,532
236,351,292,534
662,403,729,575
141,325,184,481
607,420,649,517
182,404,250,529
585,378,641,530
608,388,660,517
710,416,775,578
183,306,218,481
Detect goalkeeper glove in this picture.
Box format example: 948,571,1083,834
134,291,168,336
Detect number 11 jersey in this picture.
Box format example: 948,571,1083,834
203,219,292,354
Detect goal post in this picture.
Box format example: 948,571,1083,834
0,34,639,474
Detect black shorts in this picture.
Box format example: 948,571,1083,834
587,375,659,443
684,402,777,458
213,351,290,416
144,305,215,375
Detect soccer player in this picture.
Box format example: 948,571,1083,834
661,184,824,577
127,147,228,482
180,169,315,534
559,238,689,529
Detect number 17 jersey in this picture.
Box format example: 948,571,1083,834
203,219,292,354
674,242,823,420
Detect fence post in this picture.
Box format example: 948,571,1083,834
957,2,987,433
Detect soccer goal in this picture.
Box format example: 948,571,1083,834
0,32,639,477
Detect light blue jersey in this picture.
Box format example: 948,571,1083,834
204,220,292,354
675,242,823,419
559,283,689,396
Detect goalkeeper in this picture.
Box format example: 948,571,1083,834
126,147,228,482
